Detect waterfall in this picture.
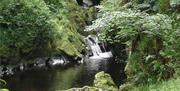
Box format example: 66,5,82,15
87,35,102,56
85,35,113,60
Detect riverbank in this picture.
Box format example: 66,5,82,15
131,77,180,91
1,0,180,91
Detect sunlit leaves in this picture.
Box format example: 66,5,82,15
86,9,172,45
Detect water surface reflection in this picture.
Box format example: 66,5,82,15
5,59,126,91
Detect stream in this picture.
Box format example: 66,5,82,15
3,58,126,91
0,1,128,91
2,35,127,91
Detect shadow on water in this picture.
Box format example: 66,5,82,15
4,58,126,91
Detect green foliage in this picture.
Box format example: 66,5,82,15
161,13,180,77
131,77,180,91
157,0,170,12
100,0,124,11
44,0,90,34
101,0,180,13
89,0,180,90
0,0,53,58
86,10,172,44
86,8,176,84
0,0,90,60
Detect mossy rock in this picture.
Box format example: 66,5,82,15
119,83,134,91
65,86,100,91
0,89,9,91
93,71,118,91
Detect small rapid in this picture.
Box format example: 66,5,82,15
85,35,113,60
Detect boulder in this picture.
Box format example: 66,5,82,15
119,83,134,91
93,71,118,91
0,89,9,91
65,86,100,91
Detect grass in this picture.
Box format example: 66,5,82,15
131,77,180,91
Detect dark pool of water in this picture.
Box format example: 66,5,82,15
4,59,126,91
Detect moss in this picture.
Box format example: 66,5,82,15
64,86,100,91
119,83,134,91
51,16,85,56
93,71,118,91
0,89,9,91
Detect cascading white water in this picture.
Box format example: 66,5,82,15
87,35,102,56
85,35,113,60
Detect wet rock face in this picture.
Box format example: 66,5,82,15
0,67,14,77
93,71,118,91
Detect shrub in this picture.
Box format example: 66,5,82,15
0,0,53,59
0,0,90,61
86,9,175,84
